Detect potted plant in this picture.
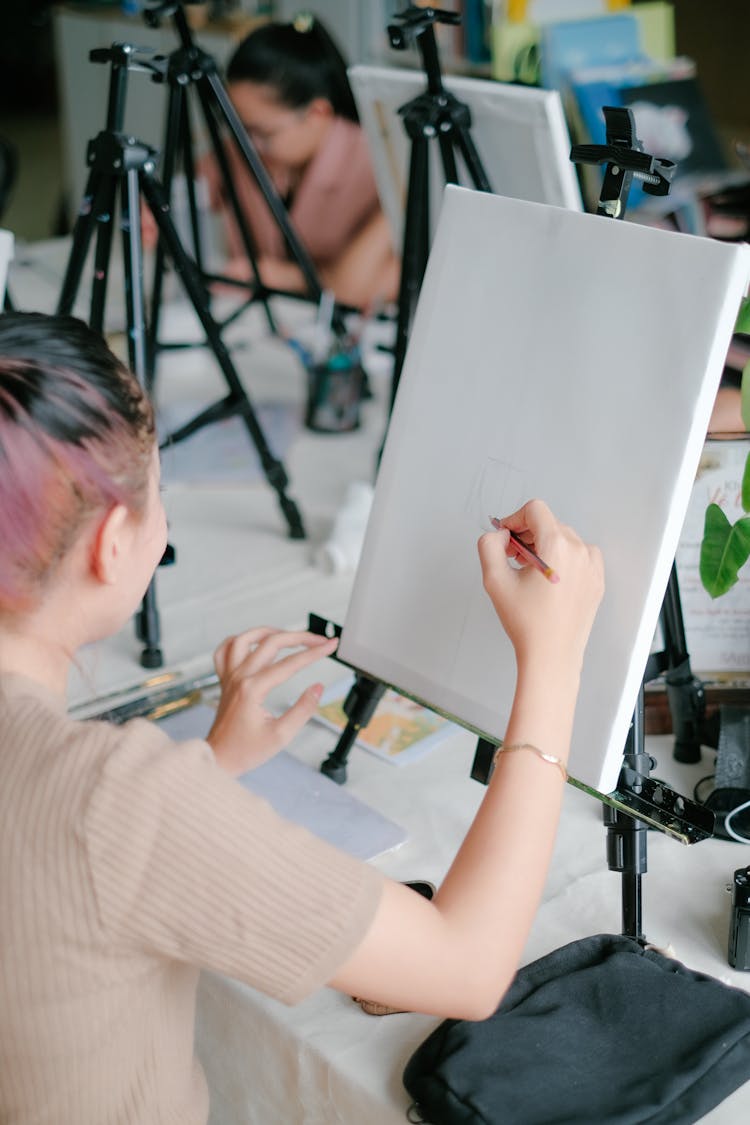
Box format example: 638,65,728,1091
700,297,750,598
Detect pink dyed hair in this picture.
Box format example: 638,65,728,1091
0,314,155,612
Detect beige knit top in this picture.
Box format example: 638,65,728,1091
0,675,383,1123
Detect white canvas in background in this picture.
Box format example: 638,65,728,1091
348,64,582,251
0,229,13,303
339,186,750,796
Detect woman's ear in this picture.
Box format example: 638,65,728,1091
307,96,335,124
89,504,130,586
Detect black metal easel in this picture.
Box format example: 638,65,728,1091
568,105,710,938
140,0,348,380
448,105,715,940
316,5,494,784
385,5,493,416
56,41,306,667
310,107,716,945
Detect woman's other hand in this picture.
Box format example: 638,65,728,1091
206,627,337,775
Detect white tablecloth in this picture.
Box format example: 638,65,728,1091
196,721,750,1125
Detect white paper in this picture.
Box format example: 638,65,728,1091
155,705,406,861
339,187,750,795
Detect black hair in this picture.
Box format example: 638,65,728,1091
226,15,359,123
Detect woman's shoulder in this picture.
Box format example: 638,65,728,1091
0,675,212,796
305,116,380,209
325,116,373,169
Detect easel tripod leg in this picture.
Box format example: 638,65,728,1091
139,172,306,540
320,676,386,784
122,167,166,665
604,685,649,941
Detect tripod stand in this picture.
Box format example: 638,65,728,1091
310,110,717,942
386,5,492,415
570,105,711,939
56,41,306,666
140,0,347,380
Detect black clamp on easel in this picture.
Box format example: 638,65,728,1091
570,104,675,219
307,614,386,785
386,6,493,417
321,674,387,785
56,41,306,666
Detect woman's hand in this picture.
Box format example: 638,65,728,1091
206,627,338,776
218,255,306,296
478,499,604,682
140,202,159,252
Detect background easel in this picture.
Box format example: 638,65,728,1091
384,5,492,418
309,104,728,946
56,39,305,667
140,0,349,384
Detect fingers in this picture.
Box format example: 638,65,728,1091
477,526,517,597
224,256,253,282
492,499,558,549
244,636,338,697
214,628,334,679
213,627,276,678
270,683,327,748
492,499,590,573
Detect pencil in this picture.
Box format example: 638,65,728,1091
490,517,560,584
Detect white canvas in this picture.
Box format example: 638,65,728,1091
0,229,13,304
339,187,750,795
348,64,582,250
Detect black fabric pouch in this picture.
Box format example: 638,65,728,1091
705,706,750,841
403,933,750,1124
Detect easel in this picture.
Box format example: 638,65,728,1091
56,41,306,667
385,5,492,415
140,0,348,380
310,106,717,942
317,4,492,783
569,106,712,936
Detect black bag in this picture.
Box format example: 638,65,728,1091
403,933,750,1124
703,705,750,842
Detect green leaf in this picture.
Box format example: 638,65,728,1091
743,450,750,514
736,297,750,336
700,503,750,598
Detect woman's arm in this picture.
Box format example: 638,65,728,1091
318,210,399,310
328,500,604,1020
228,209,400,310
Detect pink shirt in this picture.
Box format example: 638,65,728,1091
205,116,382,266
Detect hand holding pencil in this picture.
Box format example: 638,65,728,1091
490,517,559,583
478,500,604,680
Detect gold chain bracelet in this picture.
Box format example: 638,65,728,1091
493,742,568,781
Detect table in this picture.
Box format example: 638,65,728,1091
195,719,750,1124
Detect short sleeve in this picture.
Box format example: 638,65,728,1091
82,720,383,1005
